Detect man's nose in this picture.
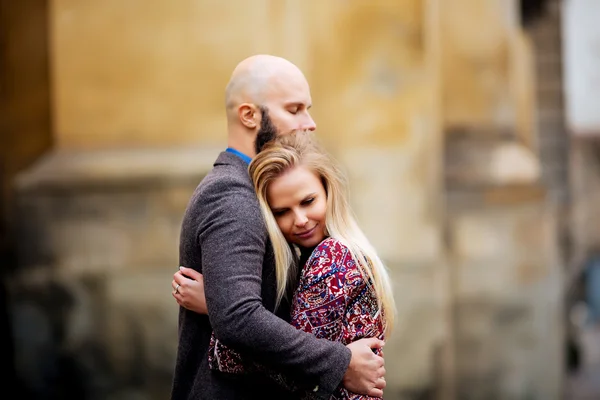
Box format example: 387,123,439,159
302,114,316,131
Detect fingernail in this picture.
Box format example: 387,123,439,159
179,266,183,270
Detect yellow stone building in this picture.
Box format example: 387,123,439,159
2,0,591,399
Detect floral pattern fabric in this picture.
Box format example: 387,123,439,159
208,237,385,399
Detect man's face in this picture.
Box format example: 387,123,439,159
259,70,316,136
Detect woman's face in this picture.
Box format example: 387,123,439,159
266,165,327,248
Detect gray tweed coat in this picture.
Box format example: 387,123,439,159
170,151,351,400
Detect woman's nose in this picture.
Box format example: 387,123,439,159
294,212,308,227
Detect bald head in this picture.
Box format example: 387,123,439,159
224,55,315,157
225,55,306,113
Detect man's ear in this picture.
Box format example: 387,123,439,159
238,103,258,129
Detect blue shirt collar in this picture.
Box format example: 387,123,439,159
226,147,252,165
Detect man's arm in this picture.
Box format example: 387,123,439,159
199,188,343,397
172,266,386,397
197,185,381,398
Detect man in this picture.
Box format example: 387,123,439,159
171,55,386,399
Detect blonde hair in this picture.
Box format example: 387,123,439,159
248,132,396,335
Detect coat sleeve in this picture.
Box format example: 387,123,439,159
199,184,351,398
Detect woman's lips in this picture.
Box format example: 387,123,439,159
295,225,316,239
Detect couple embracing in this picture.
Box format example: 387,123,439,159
171,55,396,400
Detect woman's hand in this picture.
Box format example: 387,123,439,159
172,266,208,315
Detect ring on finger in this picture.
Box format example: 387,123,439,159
175,283,180,294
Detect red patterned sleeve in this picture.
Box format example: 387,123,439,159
291,238,364,344
210,238,384,399
291,238,384,399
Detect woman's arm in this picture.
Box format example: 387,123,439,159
292,238,385,399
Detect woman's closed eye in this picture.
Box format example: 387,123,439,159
302,197,315,206
272,209,288,217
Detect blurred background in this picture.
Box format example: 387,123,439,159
1,0,600,399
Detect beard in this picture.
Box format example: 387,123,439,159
254,106,278,154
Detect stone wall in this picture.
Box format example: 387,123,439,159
0,0,53,252
9,147,219,399
0,0,53,390
439,1,564,398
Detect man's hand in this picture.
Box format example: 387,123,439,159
342,338,386,397
172,266,208,314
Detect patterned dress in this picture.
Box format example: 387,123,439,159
209,237,385,399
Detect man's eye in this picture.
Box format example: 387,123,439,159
289,108,299,115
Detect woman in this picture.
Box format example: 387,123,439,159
176,132,395,399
